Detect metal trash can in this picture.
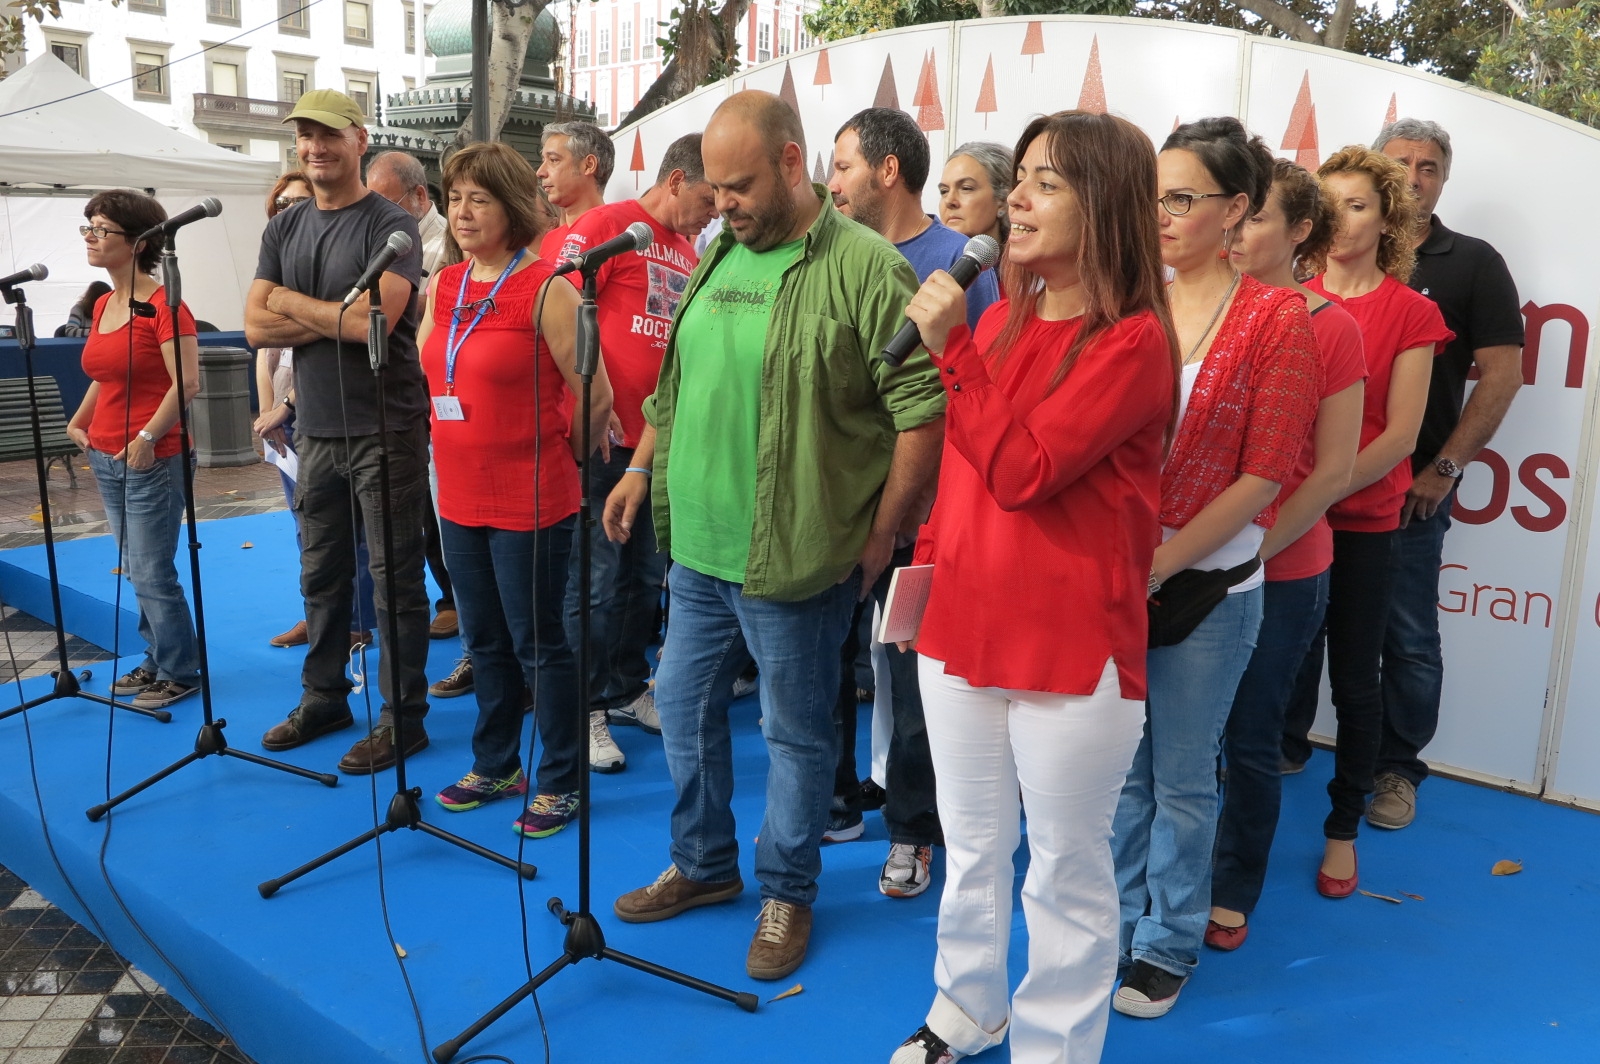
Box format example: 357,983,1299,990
192,346,257,467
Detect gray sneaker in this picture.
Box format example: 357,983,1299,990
590,710,625,773
608,688,661,734
1366,773,1416,830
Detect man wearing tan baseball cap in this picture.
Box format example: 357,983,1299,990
246,86,436,774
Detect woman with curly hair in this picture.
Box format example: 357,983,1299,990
1301,146,1452,899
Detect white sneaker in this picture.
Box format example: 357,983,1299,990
878,843,932,898
589,710,625,773
607,688,661,734
890,1025,960,1064
731,674,759,700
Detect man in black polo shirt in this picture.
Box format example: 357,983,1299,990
245,89,433,774
1370,118,1525,829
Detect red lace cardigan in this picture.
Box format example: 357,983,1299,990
1160,274,1323,529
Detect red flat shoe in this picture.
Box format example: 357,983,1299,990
1204,918,1249,951
1316,847,1359,898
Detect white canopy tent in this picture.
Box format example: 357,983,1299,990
0,55,278,331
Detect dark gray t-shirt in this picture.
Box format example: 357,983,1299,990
256,191,427,437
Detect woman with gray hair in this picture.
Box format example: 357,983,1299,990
938,142,1014,246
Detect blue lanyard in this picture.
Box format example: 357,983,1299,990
443,248,524,394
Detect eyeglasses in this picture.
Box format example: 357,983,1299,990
449,296,497,323
1159,192,1229,217
79,225,129,240
274,195,310,212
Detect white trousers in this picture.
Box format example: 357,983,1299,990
918,657,1145,1064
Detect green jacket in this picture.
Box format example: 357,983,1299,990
645,187,945,602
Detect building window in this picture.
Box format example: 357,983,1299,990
210,61,241,97
620,21,632,62
402,75,416,92
132,46,169,100
779,26,790,56
207,0,240,25
279,0,310,35
278,57,314,103
598,27,609,66
576,29,589,68
345,1,372,45
284,145,299,171
346,75,373,117
642,38,655,60
218,142,242,152
128,0,165,12
404,2,416,54
47,39,87,78
757,21,770,64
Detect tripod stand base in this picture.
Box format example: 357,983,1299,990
432,898,758,1063
85,719,338,822
257,787,537,899
0,666,172,725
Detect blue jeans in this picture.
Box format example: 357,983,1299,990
563,446,668,712
1212,572,1329,915
1378,491,1454,787
1114,586,1262,977
656,562,858,907
89,449,200,683
442,516,580,793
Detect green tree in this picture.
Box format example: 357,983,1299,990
1473,0,1600,127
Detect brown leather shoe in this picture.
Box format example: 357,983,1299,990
428,658,473,698
261,703,355,751
338,723,429,774
746,899,812,980
269,620,308,648
613,865,743,924
429,608,459,639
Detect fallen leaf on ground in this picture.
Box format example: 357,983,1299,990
394,944,407,958
1492,859,1523,876
110,567,121,575
1401,892,1425,901
1359,890,1403,904
241,541,253,548
767,984,803,1003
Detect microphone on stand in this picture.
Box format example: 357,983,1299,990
551,221,654,277
880,234,1002,367
0,264,47,289
342,231,415,308
135,198,222,243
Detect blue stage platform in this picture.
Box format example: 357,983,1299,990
1,511,1597,1064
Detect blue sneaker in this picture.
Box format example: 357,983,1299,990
435,769,527,812
513,791,580,838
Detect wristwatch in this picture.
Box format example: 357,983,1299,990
136,429,156,444
1433,456,1463,479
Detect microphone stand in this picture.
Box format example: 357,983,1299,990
86,241,340,821
257,271,536,898
433,263,756,1064
0,281,166,726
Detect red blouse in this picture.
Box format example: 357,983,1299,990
1160,274,1322,530
1265,301,1368,581
80,289,195,460
421,259,579,532
1308,275,1454,533
914,305,1175,699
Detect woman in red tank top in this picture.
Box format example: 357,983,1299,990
416,142,614,839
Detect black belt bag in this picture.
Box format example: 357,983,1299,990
1147,556,1262,649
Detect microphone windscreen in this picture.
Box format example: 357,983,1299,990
28,263,48,282
625,221,654,250
202,196,223,218
962,234,1001,270
386,231,414,254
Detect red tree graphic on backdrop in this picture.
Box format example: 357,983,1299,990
1281,73,1319,169
975,56,997,129
814,50,831,100
1022,22,1044,72
874,56,899,110
1385,92,1398,128
778,61,800,119
630,131,645,189
814,152,826,183
1077,36,1106,114
913,49,944,133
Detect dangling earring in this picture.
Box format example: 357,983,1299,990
1218,229,1233,260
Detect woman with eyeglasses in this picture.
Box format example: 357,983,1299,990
1299,146,1451,899
65,189,202,711
416,141,613,839
936,142,1014,246
254,170,377,651
1206,159,1366,950
1109,117,1321,1020
888,110,1179,1064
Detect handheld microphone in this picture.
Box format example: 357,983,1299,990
0,263,47,289
552,221,654,277
342,231,415,308
880,234,1002,367
135,197,222,243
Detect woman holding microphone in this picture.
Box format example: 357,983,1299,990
888,110,1180,1064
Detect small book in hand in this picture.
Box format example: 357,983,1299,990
876,565,934,645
